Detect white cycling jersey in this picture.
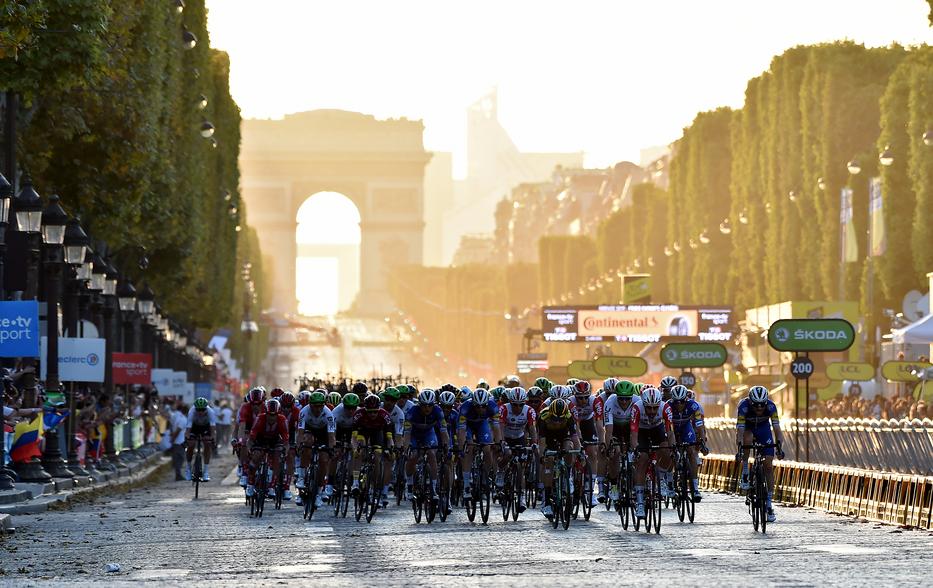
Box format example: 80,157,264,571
500,404,537,439
603,396,642,427
383,403,406,437
570,395,603,422
298,405,336,433
330,404,356,429
186,406,217,428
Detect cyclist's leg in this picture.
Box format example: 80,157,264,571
634,429,650,514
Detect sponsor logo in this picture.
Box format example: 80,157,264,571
773,327,789,343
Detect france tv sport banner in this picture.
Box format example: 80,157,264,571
112,353,153,385
0,300,39,358
40,337,106,382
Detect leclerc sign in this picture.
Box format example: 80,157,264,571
0,300,40,358
660,343,728,368
767,318,855,352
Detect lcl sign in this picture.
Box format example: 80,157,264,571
826,362,875,382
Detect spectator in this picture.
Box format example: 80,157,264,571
217,401,233,446
169,402,188,481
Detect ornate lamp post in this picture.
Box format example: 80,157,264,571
62,219,90,475
0,173,13,489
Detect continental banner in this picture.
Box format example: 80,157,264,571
578,309,698,338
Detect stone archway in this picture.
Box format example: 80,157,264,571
239,110,430,315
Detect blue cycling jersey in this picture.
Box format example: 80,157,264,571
405,404,445,436
670,399,705,430
457,399,499,429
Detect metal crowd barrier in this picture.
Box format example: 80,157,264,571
705,418,933,476
700,454,933,529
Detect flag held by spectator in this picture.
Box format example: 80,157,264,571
10,415,43,462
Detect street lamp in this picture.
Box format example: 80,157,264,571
200,121,215,138
672,241,682,253
738,209,749,224
40,195,67,245
698,230,711,245
817,177,827,191
174,0,185,14
0,172,12,301
103,261,118,296
63,218,90,265
878,145,894,167
923,128,933,147
182,28,197,49
663,246,674,257
137,282,155,317
117,278,137,313
846,159,861,175
719,218,732,235
197,94,208,110
788,190,798,202
13,176,43,233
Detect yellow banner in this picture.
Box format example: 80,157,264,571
826,362,875,381
567,360,601,381
882,360,932,382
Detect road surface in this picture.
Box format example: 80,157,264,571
3,453,932,586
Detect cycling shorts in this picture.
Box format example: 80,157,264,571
409,430,438,450
465,422,493,445
336,426,353,445
636,426,668,452
674,425,697,445
579,419,598,445
743,423,775,456
304,427,330,447
190,424,211,438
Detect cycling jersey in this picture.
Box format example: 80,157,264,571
670,399,704,444
536,408,577,438
570,395,603,422
298,405,337,433
638,401,673,431
280,405,300,445
352,408,394,447
250,412,288,444
330,404,357,429
603,396,641,428
457,398,499,444
383,403,406,437
186,406,217,429
441,408,459,448
499,404,536,440
405,405,445,449
736,398,779,456
237,402,265,433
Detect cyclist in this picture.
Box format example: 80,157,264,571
533,377,552,397
633,386,674,519
457,385,471,404
504,374,522,389
669,384,709,502
527,386,545,414
490,385,507,406
403,389,449,500
382,387,407,498
658,376,678,403
351,393,395,505
736,385,785,523
536,398,578,518
246,398,288,498
279,391,300,500
569,380,603,507
297,390,336,509
270,387,284,399
476,379,490,391
325,391,342,410
497,386,538,512
324,391,360,503
297,390,311,409
598,378,619,405
457,387,501,500
603,380,640,503
399,385,417,413
185,397,216,481
234,387,265,486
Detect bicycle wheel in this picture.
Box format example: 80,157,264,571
501,466,512,521
255,467,266,518
550,487,559,530
366,460,382,523
438,463,450,522
452,460,463,508
619,477,630,530
354,468,368,522
332,461,345,517
413,466,424,523
675,467,686,522
757,471,768,534
193,452,202,500
479,473,491,524
560,468,573,530
525,458,538,509
340,468,352,518
425,469,437,524
581,460,593,521
571,467,581,521
306,463,319,520
686,482,696,523
394,459,405,506
652,470,662,534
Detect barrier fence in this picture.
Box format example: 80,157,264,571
705,418,933,476
700,455,933,530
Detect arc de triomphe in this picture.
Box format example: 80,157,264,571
239,110,430,315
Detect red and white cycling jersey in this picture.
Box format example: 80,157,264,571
603,396,641,427
638,400,673,430
499,404,537,439
570,395,604,422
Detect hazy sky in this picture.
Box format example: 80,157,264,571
206,0,930,171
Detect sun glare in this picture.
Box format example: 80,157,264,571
295,192,361,316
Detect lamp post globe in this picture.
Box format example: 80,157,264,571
13,177,43,233
878,146,894,167
40,195,68,245
63,218,90,265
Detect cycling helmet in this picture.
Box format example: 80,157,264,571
670,385,689,401
549,398,569,418
573,381,591,396
351,382,369,396
567,378,579,386
325,391,341,406
247,388,264,403
476,379,490,390
528,386,543,399
659,376,678,391
559,386,574,400
602,378,618,394
505,374,521,388
297,390,311,406
474,388,491,405
401,384,416,396
438,390,456,406
383,387,400,400
534,377,552,393
440,383,457,394
270,387,284,398
363,394,381,410
280,392,295,408
343,392,360,408
491,386,506,401
749,385,769,404
641,387,662,407
418,389,437,405
461,390,473,403
265,398,280,413
510,387,527,404
459,385,471,399
633,383,646,395
194,397,208,410
615,380,637,398
309,391,326,405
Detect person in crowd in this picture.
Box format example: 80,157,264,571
170,402,189,481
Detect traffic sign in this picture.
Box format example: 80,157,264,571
881,360,932,382
593,356,648,378
826,361,874,381
790,357,814,380
660,342,727,368
679,372,696,387
767,318,855,352
567,360,601,380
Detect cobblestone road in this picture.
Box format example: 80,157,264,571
3,453,933,586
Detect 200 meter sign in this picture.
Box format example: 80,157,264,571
790,357,814,380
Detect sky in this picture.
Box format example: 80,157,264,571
205,0,931,172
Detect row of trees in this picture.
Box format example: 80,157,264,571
0,0,261,331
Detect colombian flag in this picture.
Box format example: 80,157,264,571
10,415,44,462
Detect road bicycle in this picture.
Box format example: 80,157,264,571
330,441,353,518
544,448,581,530
572,442,596,522
741,442,777,534
300,444,325,520
500,444,533,521
410,446,438,524
250,445,282,518
392,451,406,506
189,435,206,500
635,445,663,534
672,442,698,523
354,444,383,524
464,442,493,524
437,448,453,522
606,440,636,530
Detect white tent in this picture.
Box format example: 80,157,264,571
892,313,933,345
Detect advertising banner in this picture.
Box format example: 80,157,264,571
826,362,875,382
660,342,728,368
542,304,733,343
516,353,548,374
39,337,105,382
0,300,40,358
767,318,855,352
184,382,195,403
172,372,189,396
567,360,601,381
112,353,153,385
881,361,932,383
151,368,174,394
593,356,648,377
194,382,212,401
621,274,651,304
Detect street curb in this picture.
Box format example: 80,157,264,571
0,451,169,520
0,513,12,533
